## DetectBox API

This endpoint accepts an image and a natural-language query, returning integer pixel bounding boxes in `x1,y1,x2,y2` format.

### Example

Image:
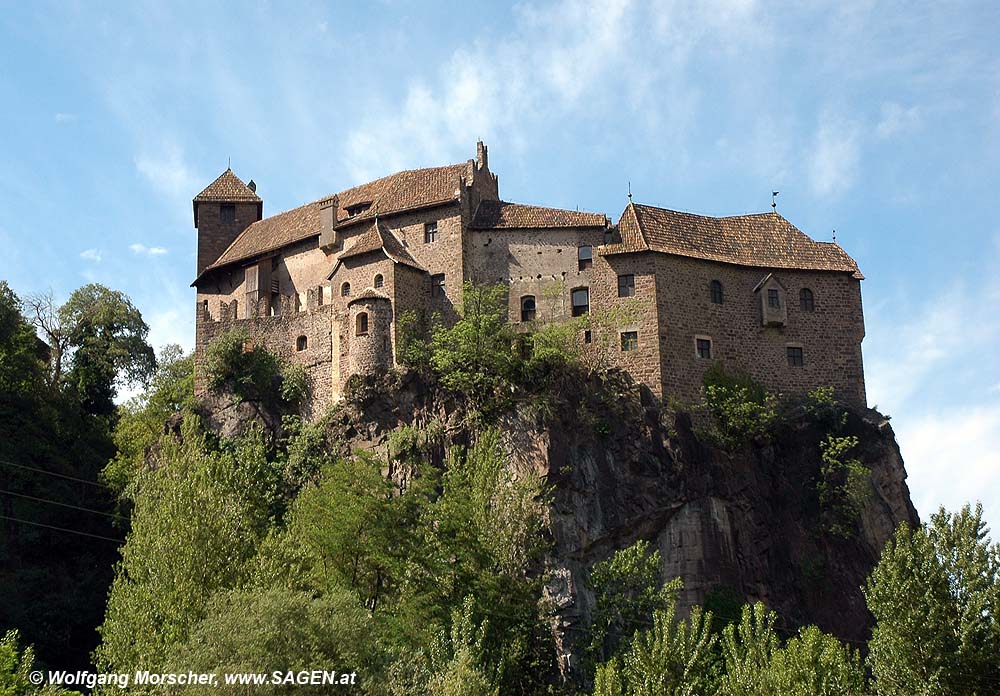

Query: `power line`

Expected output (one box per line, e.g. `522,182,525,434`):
0,488,127,521
0,458,112,489
0,514,124,544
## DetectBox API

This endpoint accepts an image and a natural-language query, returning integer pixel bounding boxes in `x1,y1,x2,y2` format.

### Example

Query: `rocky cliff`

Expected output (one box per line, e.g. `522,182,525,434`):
204,368,918,676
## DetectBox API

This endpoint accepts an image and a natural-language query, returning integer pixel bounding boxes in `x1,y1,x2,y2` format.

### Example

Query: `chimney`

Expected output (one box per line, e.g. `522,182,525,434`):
248,179,257,193
476,140,488,170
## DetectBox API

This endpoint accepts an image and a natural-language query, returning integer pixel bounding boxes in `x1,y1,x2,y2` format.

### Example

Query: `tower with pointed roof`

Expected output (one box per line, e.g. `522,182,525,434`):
193,168,263,276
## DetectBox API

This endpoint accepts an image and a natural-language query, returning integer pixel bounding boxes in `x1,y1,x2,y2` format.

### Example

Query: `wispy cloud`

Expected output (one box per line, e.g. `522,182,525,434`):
134,142,198,201
808,112,861,197
876,102,921,140
130,243,168,256
54,112,77,123
79,248,102,262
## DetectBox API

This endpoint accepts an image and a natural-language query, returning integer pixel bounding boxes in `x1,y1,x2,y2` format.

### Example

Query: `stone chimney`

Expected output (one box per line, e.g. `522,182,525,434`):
476,140,488,171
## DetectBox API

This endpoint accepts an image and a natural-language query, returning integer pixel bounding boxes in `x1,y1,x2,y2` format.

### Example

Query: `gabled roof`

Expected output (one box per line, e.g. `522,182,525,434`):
603,202,863,277
195,163,466,284
752,272,788,293
327,220,426,279
193,169,261,203
470,200,606,229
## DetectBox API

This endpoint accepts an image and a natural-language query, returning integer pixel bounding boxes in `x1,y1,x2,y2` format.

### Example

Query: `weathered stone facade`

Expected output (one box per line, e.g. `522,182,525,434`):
191,142,867,414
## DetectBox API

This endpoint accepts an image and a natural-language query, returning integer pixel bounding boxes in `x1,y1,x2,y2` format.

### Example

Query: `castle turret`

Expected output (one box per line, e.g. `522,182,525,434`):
193,169,262,276
347,290,393,377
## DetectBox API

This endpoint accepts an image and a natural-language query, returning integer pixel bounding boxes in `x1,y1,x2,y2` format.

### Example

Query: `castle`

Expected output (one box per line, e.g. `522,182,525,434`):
192,142,866,414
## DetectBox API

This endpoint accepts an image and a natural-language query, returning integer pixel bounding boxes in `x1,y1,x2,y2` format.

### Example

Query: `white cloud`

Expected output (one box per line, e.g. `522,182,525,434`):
893,405,1000,534
876,102,921,139
135,142,198,201
808,113,861,197
54,112,77,123
79,248,102,262
130,243,168,256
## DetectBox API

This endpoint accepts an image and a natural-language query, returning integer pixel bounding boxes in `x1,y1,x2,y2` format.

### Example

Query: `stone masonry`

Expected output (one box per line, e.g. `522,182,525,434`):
191,142,867,414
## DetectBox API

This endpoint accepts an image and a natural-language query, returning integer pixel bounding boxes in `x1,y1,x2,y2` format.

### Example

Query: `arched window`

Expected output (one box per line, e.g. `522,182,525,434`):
356,312,369,336
520,295,536,322
374,274,384,289
295,335,307,351
341,282,351,297
800,288,814,312
711,280,724,305
571,287,590,316
578,245,593,271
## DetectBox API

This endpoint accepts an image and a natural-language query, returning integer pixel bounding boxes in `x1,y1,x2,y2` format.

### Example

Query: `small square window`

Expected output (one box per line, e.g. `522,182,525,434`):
431,273,446,298
696,338,712,359
621,331,638,351
220,203,235,224
424,222,439,243
768,288,781,308
787,346,804,366
618,274,635,297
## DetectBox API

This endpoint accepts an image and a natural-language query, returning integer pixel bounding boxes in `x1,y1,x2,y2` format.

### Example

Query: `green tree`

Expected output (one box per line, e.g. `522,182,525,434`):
0,630,82,696
96,419,277,674
164,588,375,695
591,600,717,696
865,504,1000,696
103,344,194,491
0,282,46,395
26,285,156,414
769,626,866,696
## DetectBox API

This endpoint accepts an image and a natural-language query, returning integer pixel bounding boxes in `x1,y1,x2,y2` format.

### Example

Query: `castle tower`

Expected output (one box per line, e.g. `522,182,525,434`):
193,169,262,276
346,290,393,377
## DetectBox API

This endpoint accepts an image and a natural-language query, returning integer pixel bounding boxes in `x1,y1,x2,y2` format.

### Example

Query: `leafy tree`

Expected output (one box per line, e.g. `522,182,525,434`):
587,541,679,665
717,603,781,696
0,630,81,696
700,364,777,449
430,282,517,403
28,284,157,415
817,435,870,538
0,282,46,395
591,599,717,696
103,344,194,491
769,626,866,696
164,588,375,695
95,419,277,674
865,504,1000,696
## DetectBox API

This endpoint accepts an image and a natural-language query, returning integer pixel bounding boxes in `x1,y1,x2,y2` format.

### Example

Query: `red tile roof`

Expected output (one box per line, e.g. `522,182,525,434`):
198,163,466,280
193,169,261,202
603,203,862,276
336,221,425,272
470,200,606,229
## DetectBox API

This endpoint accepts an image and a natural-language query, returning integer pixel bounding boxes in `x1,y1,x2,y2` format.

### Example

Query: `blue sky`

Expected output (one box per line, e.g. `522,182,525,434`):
2,1,998,532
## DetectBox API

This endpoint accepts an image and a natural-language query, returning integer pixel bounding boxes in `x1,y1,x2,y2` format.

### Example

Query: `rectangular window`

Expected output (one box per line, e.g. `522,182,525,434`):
768,288,780,308
621,331,638,351
431,273,446,298
578,245,593,271
220,203,236,224
424,222,439,243
571,287,590,316
617,274,635,297
696,338,712,359
584,330,592,344
787,346,804,366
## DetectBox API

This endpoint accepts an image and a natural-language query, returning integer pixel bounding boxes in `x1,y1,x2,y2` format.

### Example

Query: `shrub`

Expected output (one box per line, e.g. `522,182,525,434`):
818,434,870,538
701,364,777,449
205,328,281,403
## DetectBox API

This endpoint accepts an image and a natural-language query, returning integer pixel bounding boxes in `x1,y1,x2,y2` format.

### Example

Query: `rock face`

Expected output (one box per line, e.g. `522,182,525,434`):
505,378,918,677
204,370,918,679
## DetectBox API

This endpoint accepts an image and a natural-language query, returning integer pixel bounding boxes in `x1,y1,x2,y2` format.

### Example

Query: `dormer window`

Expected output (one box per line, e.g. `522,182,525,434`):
345,202,372,217
768,289,780,308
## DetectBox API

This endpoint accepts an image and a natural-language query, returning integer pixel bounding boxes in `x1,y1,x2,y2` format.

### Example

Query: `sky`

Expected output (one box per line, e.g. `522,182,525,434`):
2,1,998,533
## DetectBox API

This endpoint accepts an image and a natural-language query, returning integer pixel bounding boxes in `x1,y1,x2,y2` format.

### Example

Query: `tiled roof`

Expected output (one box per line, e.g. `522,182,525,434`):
470,200,606,229
334,163,467,228
193,169,261,202
602,203,862,276
208,202,321,273
331,221,426,276
197,163,466,281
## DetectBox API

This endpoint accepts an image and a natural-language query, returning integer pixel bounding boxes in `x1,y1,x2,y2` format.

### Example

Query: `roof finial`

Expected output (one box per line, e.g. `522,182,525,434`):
228,156,231,169
627,181,633,202
832,229,837,242
771,191,779,212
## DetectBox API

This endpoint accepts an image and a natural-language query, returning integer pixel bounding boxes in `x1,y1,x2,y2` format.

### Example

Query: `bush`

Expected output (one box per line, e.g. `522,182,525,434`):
818,435,869,538
701,364,777,449
205,328,281,403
